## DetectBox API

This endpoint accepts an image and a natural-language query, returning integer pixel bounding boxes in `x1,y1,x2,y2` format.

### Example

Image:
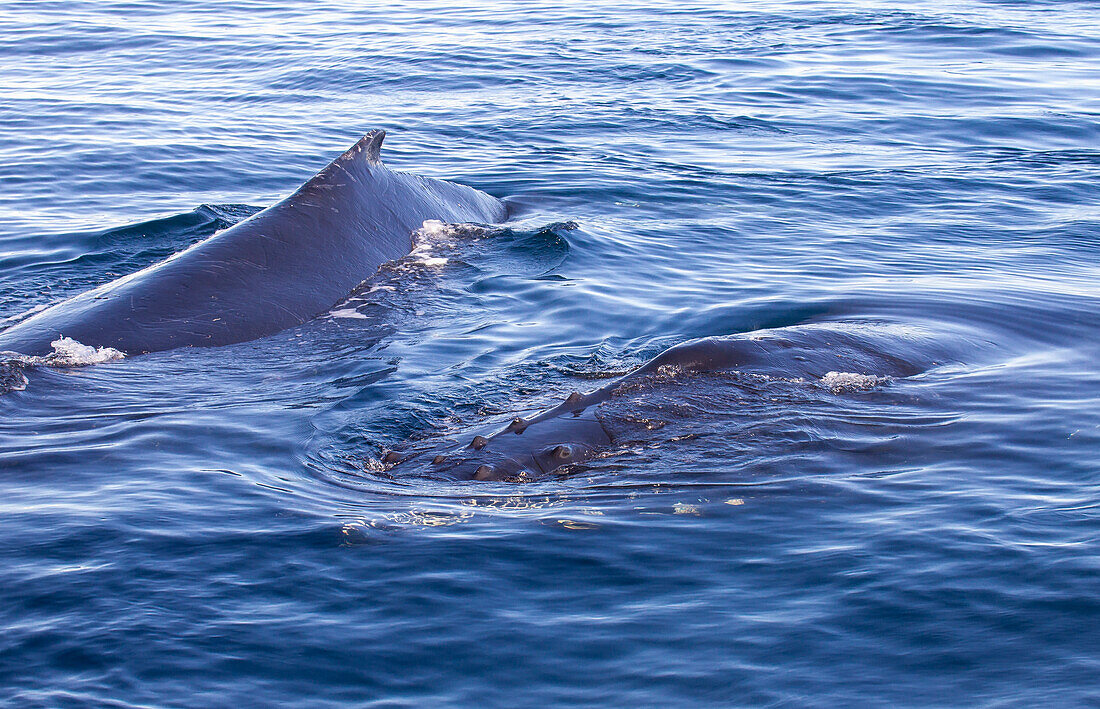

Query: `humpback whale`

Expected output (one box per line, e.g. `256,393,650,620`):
0,130,506,357
383,323,947,481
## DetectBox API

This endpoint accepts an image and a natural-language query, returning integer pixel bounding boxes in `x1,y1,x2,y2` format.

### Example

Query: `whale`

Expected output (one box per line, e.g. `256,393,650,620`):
0,130,506,357
383,323,950,481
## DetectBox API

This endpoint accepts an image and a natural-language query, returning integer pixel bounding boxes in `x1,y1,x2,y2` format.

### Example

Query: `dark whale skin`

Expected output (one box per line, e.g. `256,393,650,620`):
0,130,506,356
386,323,951,481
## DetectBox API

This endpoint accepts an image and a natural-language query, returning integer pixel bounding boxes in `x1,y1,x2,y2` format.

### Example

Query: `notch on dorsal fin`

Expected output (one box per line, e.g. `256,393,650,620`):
358,129,385,164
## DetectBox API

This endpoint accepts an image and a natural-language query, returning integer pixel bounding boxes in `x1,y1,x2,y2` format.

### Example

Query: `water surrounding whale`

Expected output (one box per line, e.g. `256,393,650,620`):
383,322,954,481
4,3,1098,705
0,130,506,357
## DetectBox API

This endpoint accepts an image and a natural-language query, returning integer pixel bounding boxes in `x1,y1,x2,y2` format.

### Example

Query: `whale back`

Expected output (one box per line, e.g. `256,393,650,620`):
0,131,506,356
385,323,954,481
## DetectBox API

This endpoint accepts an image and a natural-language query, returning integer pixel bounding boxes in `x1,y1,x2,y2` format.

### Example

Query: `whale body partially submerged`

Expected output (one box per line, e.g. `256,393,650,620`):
384,323,952,481
0,130,506,356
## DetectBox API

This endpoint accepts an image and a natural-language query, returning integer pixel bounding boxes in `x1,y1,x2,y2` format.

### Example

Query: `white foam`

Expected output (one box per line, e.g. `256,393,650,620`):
406,220,491,269
820,371,884,392
417,219,453,239
0,336,124,392
407,220,457,268
414,220,460,249
42,337,125,366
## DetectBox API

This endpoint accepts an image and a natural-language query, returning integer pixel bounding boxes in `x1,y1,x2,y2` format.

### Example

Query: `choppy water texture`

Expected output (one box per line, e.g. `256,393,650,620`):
2,1,1100,706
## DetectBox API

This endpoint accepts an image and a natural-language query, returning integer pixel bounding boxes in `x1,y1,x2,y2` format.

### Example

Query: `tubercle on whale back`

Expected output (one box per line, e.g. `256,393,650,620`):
383,336,763,479
384,384,613,481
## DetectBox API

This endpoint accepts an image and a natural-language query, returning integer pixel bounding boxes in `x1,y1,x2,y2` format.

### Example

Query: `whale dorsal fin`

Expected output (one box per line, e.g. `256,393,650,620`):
359,129,385,164
294,130,387,197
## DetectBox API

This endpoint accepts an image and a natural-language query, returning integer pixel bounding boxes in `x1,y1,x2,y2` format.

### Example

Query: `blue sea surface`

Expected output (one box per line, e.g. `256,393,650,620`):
2,1,1100,705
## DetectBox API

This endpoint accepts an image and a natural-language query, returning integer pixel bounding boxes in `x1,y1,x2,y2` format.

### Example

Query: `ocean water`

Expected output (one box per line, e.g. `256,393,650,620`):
2,0,1100,705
